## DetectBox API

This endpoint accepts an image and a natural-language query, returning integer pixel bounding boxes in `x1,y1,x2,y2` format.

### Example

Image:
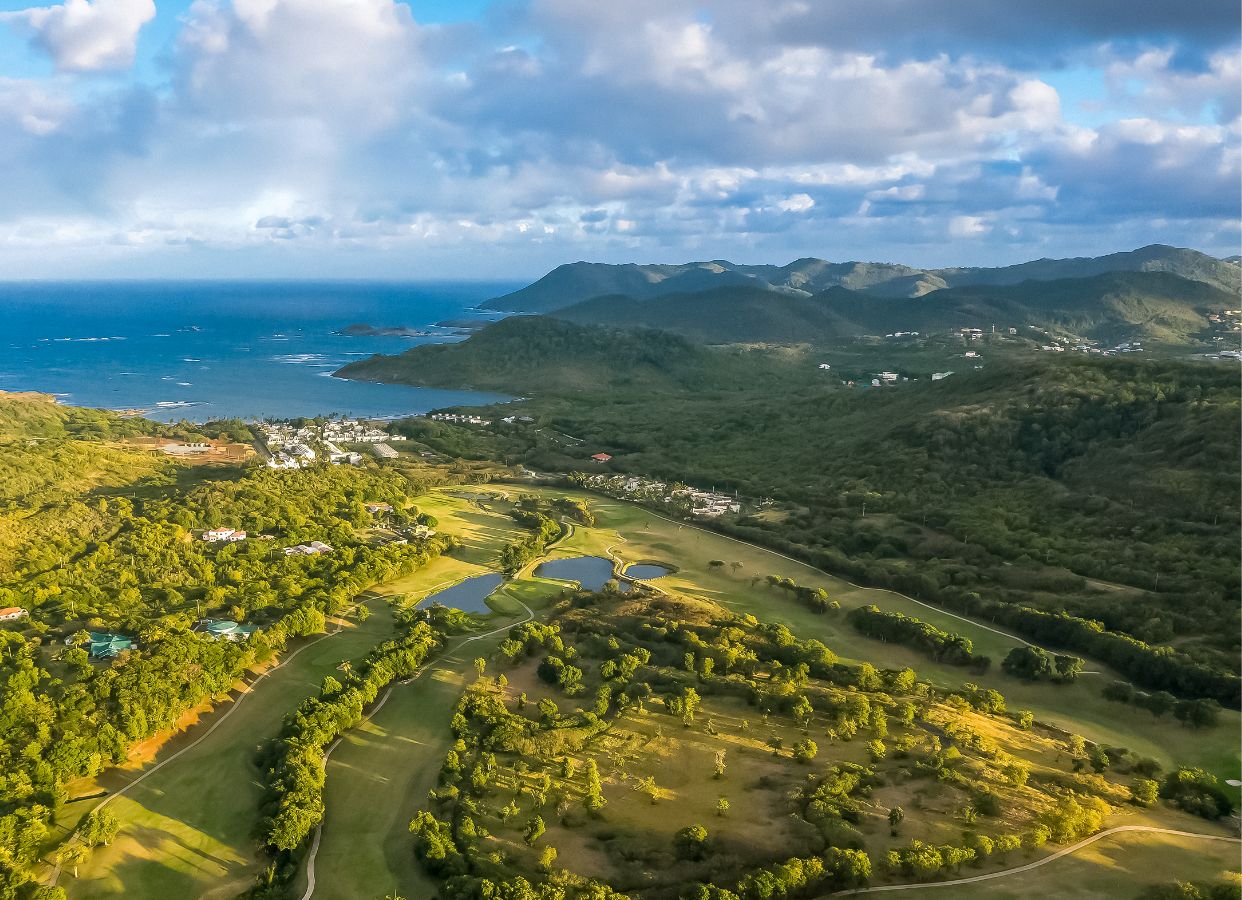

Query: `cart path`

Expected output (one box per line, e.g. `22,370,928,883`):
299,599,534,900
50,599,370,884
826,825,1241,896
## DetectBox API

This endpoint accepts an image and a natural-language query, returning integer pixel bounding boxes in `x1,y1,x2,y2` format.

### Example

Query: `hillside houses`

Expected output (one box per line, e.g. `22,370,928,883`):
580,473,746,519
430,412,491,425
203,528,247,543
0,606,27,622
259,418,405,468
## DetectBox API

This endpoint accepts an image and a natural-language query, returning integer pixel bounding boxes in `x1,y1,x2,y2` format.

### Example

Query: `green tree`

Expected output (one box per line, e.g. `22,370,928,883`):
674,824,709,861
524,814,545,846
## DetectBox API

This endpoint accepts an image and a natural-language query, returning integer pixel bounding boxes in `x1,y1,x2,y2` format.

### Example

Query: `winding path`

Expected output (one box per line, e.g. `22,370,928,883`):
298,599,534,900
827,826,1241,896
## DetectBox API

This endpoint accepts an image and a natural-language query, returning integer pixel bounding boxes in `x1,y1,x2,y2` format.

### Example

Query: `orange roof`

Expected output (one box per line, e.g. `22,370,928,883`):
0,607,24,617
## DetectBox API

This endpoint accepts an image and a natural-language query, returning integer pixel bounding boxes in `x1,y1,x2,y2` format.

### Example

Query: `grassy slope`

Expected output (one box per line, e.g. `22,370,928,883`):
55,479,1235,899
883,825,1240,899
523,488,1240,780
301,495,604,900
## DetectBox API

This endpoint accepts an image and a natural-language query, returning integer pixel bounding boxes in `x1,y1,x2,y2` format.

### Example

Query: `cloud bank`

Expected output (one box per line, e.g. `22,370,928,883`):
0,0,1237,277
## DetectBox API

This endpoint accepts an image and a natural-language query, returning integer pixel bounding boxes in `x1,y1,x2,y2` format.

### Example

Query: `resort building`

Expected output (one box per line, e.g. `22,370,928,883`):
193,619,257,642
74,632,135,659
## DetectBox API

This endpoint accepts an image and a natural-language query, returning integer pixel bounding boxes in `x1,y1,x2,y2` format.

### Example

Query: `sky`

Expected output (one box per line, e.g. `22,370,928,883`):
0,0,1237,279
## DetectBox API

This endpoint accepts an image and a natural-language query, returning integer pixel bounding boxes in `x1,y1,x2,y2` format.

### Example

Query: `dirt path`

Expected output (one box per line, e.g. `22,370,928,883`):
826,826,1241,896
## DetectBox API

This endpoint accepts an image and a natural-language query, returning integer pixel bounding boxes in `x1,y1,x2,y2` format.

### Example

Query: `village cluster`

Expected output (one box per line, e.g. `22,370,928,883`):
259,419,407,469
579,472,751,519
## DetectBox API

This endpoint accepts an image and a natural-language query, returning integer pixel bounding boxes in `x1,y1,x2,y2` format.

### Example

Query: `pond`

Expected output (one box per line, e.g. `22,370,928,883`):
535,556,616,591
623,563,672,580
417,573,504,614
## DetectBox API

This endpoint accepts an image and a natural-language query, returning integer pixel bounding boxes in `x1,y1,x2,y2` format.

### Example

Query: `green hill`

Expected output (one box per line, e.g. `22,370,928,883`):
482,245,1239,313
554,271,1233,345
334,315,805,393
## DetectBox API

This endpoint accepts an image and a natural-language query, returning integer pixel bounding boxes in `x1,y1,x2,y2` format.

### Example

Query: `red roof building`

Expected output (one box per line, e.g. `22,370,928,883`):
590,453,613,462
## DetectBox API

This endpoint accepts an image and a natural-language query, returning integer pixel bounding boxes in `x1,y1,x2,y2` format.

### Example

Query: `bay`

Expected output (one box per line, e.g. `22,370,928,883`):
0,280,519,421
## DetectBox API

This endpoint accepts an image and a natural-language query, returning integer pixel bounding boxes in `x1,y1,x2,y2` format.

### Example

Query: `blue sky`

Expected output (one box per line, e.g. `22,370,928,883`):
0,0,1236,278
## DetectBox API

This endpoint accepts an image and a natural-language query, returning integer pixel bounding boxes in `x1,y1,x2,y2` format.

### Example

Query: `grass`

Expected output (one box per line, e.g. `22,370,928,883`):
57,483,1237,898
60,599,404,900
299,574,570,900
300,632,503,900
470,485,1240,781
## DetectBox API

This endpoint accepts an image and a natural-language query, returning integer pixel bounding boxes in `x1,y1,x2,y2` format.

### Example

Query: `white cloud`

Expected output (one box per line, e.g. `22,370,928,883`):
776,193,814,212
949,215,990,237
0,0,1236,275
2,0,155,72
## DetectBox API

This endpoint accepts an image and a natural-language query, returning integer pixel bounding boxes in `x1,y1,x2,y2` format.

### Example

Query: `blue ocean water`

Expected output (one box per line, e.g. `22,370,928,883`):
0,281,521,422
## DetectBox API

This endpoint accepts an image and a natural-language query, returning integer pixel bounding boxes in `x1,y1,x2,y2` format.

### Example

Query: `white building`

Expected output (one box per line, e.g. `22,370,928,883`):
0,606,28,622
203,528,247,543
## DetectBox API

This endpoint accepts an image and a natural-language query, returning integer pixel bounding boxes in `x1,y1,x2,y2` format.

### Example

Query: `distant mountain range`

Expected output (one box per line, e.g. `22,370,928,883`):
555,271,1233,344
482,244,1240,345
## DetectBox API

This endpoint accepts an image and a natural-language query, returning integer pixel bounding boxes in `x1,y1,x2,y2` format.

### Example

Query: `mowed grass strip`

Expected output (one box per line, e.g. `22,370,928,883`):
301,636,504,900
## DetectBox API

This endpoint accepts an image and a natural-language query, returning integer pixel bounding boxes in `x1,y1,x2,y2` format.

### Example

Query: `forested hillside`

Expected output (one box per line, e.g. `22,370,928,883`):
336,315,810,394
554,272,1234,346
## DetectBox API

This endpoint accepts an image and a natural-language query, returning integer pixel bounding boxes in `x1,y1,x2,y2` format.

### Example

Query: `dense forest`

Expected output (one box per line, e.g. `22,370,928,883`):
347,318,1241,701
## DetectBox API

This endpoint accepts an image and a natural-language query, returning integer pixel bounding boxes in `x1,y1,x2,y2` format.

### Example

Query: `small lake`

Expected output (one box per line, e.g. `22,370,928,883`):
624,564,672,580
535,556,616,591
417,573,504,614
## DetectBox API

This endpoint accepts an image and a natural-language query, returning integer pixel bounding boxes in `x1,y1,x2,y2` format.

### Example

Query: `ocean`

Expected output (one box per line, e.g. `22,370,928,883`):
0,281,521,422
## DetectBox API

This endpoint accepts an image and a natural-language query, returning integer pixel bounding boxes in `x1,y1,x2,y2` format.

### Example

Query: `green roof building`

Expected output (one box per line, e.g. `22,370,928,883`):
88,632,135,659
195,619,257,642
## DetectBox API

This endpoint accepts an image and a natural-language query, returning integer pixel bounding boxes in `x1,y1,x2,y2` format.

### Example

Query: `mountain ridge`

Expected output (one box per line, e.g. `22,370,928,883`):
551,270,1235,346
483,244,1239,313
